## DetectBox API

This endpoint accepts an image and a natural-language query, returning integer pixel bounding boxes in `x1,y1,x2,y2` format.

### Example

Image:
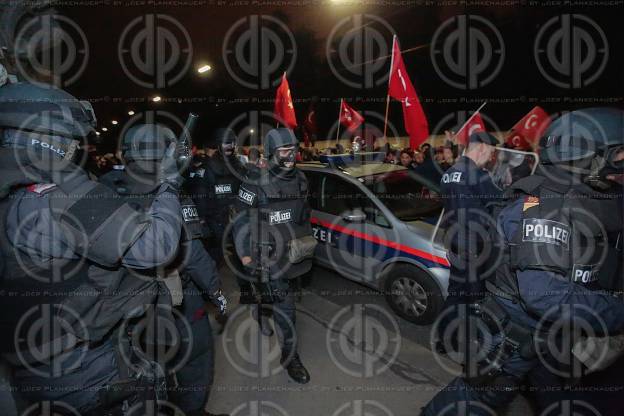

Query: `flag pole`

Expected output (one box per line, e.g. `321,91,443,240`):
383,35,397,140
336,98,343,142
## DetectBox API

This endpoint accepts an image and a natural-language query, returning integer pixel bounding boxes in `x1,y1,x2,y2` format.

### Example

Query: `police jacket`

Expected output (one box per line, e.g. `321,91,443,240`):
0,149,183,360
189,154,244,225
439,156,502,269
232,165,313,281
487,164,624,334
99,168,221,299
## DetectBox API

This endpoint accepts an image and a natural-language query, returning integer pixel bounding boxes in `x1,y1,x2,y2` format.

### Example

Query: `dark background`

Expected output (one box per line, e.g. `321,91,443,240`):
49,1,624,151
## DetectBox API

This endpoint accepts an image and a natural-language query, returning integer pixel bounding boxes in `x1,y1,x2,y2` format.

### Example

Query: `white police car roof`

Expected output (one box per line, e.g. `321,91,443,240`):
300,152,407,178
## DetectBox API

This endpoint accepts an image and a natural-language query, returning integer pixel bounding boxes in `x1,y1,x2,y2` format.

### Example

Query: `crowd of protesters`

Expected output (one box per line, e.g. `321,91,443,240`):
84,135,461,184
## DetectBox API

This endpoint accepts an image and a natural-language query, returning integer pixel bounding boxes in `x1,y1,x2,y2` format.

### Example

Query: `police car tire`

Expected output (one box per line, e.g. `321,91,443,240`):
383,265,443,325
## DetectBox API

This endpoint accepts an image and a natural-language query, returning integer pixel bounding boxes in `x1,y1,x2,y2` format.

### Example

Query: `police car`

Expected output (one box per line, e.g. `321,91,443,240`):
301,153,450,325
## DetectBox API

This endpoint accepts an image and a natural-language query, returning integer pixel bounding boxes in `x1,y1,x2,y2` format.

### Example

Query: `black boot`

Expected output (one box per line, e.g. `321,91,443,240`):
281,353,310,384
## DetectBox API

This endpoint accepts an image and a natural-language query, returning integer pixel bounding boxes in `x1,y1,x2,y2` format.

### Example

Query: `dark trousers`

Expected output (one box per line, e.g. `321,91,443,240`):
172,281,214,413
253,285,297,357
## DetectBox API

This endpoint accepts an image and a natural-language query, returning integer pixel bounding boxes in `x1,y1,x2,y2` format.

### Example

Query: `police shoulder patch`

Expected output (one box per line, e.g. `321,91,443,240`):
522,196,540,212
238,187,256,206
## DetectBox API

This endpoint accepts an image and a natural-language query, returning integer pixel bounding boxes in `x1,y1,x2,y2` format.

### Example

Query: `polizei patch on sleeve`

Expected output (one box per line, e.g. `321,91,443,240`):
522,218,570,249
238,187,256,205
215,184,233,194
269,209,292,225
572,264,599,284
181,205,200,223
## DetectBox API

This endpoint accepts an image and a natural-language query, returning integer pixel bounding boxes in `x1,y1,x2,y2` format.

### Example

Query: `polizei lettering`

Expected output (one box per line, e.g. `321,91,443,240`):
238,187,256,205
181,205,199,223
215,184,233,194
572,264,599,284
31,139,66,157
269,209,292,225
522,218,570,249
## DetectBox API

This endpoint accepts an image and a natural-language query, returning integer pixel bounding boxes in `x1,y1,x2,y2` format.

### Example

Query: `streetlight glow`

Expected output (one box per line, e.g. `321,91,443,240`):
152,96,162,102
102,127,108,132
111,120,118,125
197,64,212,74
128,110,135,116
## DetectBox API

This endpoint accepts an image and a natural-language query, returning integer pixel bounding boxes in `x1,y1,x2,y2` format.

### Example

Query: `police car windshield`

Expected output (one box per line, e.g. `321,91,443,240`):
361,170,443,222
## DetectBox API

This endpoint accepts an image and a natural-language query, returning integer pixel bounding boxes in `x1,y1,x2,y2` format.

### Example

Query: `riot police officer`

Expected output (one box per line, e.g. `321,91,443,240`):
422,109,624,415
100,123,228,416
0,82,185,414
232,128,317,384
188,128,245,264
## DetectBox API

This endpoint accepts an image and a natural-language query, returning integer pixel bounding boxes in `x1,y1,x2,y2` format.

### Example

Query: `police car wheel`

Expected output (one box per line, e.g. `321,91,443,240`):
383,265,443,325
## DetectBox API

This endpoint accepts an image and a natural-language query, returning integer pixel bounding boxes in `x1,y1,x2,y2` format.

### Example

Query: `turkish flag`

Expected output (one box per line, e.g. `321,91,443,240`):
339,101,365,133
388,38,429,150
303,103,317,147
505,106,551,150
454,112,486,146
274,73,297,129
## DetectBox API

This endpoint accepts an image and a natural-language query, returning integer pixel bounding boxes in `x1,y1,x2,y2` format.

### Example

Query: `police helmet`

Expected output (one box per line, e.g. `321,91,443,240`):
212,128,237,145
540,107,623,165
0,82,96,140
121,124,176,161
264,128,298,157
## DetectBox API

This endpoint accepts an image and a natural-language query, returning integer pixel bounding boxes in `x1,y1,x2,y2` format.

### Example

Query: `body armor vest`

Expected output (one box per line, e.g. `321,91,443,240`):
239,169,312,280
203,155,242,222
489,173,615,300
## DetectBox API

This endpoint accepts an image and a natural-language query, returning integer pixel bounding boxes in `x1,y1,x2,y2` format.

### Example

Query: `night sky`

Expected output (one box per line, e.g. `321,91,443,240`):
19,1,621,150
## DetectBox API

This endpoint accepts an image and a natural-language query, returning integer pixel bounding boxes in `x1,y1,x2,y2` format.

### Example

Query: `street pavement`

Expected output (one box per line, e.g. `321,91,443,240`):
208,265,532,416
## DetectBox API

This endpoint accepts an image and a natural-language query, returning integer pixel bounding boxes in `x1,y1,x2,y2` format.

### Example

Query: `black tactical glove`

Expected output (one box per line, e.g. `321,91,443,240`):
159,143,184,190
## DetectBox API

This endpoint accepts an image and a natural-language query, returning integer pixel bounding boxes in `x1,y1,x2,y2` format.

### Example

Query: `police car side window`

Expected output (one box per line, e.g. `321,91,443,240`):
302,170,321,210
322,176,390,227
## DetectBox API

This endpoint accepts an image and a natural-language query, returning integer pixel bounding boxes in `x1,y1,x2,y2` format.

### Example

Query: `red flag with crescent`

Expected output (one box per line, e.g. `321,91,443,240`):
505,106,550,150
455,112,486,146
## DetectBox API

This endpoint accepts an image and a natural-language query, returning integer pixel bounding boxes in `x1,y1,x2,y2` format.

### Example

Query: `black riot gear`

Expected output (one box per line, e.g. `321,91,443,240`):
186,128,246,264
542,107,624,189
213,127,237,157
232,155,315,384
0,84,186,414
264,128,299,169
0,82,96,139
0,82,96,166
121,123,176,162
